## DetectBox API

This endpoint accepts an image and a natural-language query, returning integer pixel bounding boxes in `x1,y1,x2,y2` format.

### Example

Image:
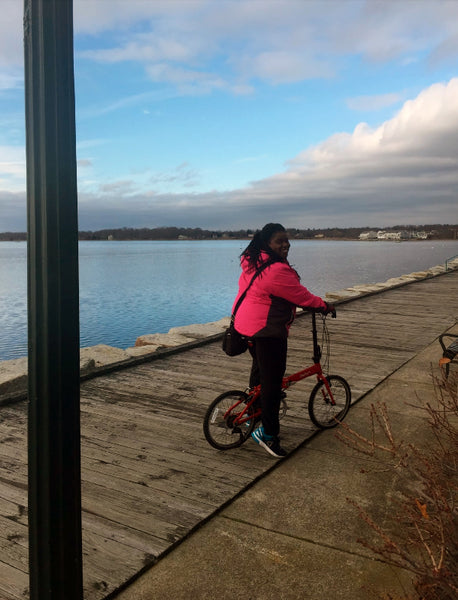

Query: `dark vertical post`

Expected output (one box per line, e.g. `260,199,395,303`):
23,0,83,598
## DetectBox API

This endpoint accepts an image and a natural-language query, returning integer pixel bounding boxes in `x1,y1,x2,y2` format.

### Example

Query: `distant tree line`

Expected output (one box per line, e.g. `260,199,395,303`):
1,224,457,241
0,231,27,241
78,227,239,240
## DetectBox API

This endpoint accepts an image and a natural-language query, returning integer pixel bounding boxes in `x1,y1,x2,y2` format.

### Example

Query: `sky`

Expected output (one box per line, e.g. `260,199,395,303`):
1,0,458,232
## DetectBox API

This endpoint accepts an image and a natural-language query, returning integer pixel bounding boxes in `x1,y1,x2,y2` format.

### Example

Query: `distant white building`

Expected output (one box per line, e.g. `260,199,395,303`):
359,231,378,240
360,229,429,241
413,231,428,239
375,230,410,241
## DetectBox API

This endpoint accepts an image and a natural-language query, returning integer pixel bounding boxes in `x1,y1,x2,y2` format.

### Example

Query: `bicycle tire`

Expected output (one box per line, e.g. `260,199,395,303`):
308,375,351,429
203,390,256,450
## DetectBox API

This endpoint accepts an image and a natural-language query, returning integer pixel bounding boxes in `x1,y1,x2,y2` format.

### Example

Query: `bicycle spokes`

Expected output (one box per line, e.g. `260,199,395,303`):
308,375,351,429
203,390,256,450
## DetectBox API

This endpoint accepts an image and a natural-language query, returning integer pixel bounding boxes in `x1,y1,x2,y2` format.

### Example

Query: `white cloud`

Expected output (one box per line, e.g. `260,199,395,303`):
77,158,92,168
238,78,458,218
0,2,23,68
3,1,458,89
346,92,406,111
77,138,110,150
3,1,457,100
148,162,201,189
71,78,458,230
78,89,184,118
241,51,334,84
334,0,458,62
146,63,226,91
73,0,458,93
99,180,137,195
73,0,197,34
79,37,194,64
0,2,23,94
0,145,26,192
0,70,23,92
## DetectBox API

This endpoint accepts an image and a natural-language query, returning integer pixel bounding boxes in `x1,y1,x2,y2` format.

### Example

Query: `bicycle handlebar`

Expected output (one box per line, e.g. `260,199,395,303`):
303,305,337,318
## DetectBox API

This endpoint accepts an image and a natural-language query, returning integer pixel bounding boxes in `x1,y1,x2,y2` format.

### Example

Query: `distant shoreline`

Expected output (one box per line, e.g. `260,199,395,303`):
0,237,456,242
1,223,457,242
1,235,457,243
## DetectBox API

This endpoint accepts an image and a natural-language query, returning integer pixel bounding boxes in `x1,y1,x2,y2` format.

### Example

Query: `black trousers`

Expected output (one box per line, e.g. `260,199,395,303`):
248,337,287,438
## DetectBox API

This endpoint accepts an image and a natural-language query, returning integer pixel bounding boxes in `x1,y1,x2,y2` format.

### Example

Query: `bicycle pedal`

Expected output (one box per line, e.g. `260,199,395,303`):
279,397,288,420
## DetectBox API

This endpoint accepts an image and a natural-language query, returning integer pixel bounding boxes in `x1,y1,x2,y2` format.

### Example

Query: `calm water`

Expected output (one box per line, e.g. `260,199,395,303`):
1,239,457,362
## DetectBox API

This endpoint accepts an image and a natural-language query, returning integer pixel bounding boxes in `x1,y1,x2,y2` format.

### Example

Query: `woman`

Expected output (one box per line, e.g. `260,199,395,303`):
233,223,334,458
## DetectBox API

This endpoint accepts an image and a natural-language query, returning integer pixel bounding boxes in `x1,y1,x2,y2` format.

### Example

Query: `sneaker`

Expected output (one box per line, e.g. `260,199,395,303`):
251,426,287,458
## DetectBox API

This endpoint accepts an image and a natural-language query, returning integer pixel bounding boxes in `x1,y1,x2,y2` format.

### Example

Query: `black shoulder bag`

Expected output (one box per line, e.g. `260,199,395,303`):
222,260,272,356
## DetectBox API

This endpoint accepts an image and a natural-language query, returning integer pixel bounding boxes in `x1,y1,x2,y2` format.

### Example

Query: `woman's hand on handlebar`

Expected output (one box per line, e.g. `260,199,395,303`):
323,302,337,318
302,304,337,317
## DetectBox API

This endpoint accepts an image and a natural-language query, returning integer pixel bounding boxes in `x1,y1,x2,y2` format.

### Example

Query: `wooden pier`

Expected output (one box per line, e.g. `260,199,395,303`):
1,270,457,600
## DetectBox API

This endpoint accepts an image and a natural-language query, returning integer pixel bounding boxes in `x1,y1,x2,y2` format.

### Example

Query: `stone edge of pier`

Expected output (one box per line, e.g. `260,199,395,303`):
1,259,457,405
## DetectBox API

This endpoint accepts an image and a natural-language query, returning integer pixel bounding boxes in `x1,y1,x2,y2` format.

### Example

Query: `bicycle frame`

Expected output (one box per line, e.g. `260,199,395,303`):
223,312,335,427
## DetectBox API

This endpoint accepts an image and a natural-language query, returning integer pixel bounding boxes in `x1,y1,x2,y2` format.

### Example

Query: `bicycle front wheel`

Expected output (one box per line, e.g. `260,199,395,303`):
308,375,351,429
203,390,255,450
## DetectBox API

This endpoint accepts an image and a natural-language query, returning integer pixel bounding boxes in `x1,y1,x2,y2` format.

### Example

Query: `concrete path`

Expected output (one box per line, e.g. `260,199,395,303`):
113,323,457,600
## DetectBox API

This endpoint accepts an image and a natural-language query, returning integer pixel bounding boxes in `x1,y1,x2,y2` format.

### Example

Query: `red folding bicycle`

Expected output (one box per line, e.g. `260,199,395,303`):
203,310,351,450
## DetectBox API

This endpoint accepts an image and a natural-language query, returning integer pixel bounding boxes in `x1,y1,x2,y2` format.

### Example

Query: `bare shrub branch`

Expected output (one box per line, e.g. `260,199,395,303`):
336,369,458,600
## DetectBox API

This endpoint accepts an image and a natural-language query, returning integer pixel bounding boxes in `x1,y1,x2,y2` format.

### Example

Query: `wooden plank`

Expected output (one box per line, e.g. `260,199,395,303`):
0,561,29,600
1,439,250,511
81,523,156,600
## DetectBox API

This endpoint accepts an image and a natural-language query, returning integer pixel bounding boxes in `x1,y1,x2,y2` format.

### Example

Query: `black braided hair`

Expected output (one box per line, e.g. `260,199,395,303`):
241,223,286,271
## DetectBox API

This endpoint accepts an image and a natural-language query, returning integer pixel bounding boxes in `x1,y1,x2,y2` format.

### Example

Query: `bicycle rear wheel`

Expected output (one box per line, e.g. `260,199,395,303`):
203,390,255,450
308,375,351,429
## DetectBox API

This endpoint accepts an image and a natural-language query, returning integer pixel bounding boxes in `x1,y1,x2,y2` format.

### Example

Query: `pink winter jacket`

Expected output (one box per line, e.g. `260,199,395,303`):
233,252,327,339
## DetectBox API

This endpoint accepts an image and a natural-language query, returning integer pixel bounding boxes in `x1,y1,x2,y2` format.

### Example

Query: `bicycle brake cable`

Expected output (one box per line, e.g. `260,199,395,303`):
320,314,331,374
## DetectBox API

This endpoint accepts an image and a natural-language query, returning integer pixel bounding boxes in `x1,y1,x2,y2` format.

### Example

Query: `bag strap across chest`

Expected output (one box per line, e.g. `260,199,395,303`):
231,259,274,321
